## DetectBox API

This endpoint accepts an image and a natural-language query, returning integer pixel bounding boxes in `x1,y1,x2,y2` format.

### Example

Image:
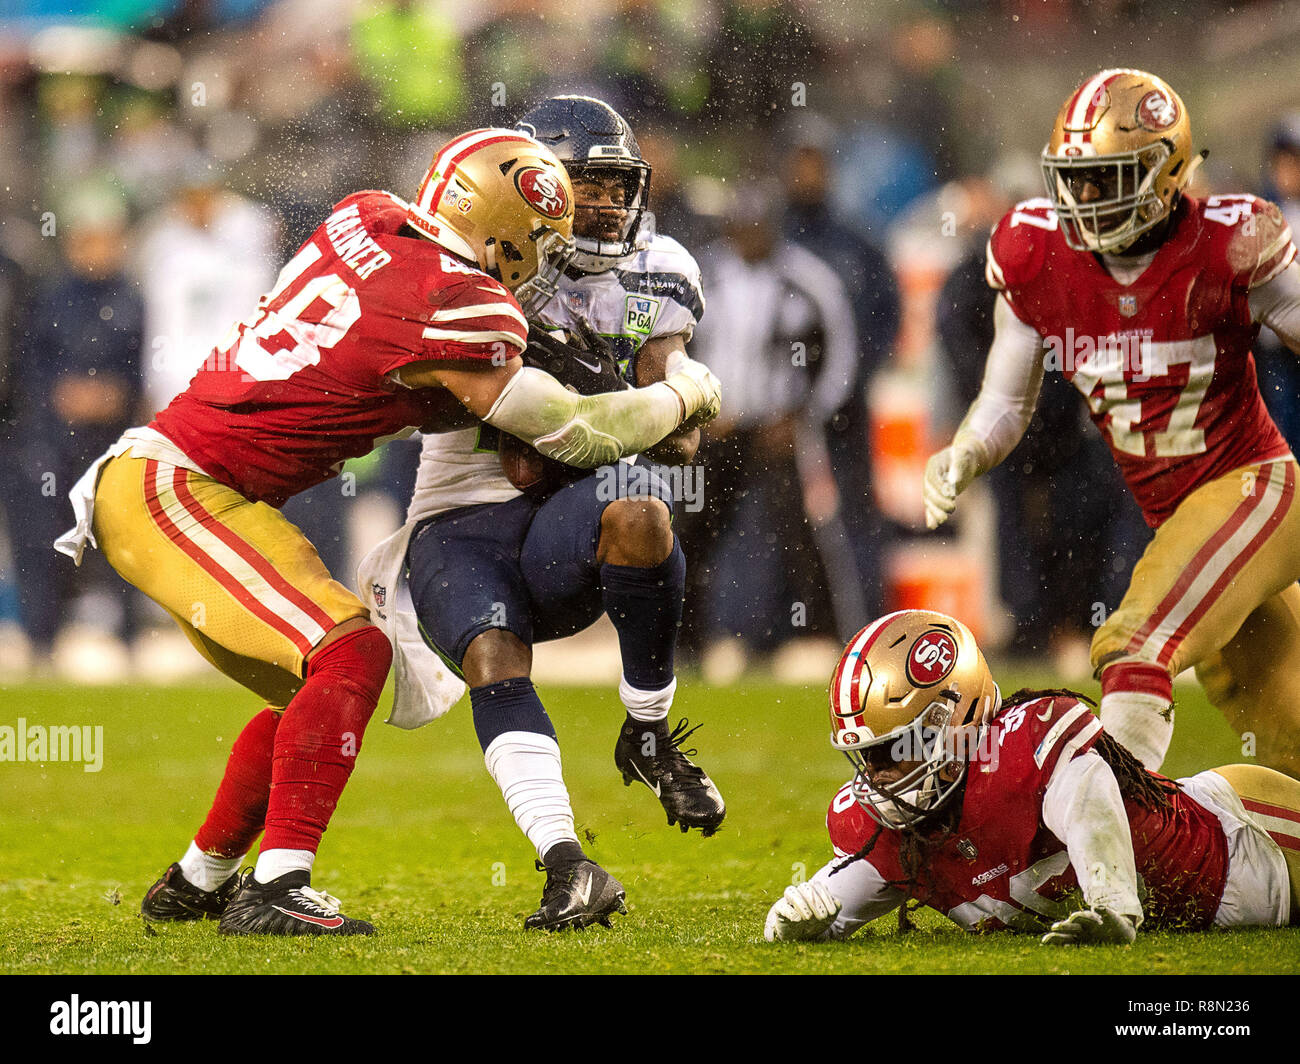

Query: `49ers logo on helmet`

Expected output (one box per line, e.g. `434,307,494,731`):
514,166,569,219
905,631,958,687
1136,90,1179,132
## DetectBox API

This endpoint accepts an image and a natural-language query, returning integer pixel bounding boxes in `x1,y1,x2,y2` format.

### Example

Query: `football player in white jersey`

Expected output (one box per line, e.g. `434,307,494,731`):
404,96,724,930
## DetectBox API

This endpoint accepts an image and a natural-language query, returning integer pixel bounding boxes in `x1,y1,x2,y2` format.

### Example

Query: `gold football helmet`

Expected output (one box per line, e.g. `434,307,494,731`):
1042,69,1201,254
406,128,577,312
828,610,1000,828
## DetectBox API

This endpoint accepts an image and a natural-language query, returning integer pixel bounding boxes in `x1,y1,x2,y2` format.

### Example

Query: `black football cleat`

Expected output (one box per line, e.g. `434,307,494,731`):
141,862,239,922
524,858,626,932
217,870,375,937
615,717,726,836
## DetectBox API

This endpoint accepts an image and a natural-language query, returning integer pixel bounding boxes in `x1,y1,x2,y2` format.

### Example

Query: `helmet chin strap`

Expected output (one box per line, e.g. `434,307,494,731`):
570,225,645,274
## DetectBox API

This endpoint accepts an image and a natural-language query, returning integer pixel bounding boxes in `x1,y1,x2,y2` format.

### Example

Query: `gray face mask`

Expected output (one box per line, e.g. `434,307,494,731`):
510,227,579,314
1042,142,1173,254
567,163,652,275
846,702,969,830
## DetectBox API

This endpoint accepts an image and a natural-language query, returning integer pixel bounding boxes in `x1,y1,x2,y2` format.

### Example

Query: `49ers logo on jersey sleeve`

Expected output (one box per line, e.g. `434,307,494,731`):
1136,90,1179,132
514,167,569,219
906,631,958,687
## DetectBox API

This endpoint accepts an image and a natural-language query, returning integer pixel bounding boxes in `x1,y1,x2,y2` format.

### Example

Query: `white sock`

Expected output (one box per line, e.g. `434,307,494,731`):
178,841,243,892
253,848,315,884
620,674,676,723
1100,691,1174,771
484,731,579,861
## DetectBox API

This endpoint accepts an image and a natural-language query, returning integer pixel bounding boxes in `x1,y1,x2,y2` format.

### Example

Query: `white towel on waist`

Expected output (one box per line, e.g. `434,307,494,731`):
53,427,209,565
357,521,467,729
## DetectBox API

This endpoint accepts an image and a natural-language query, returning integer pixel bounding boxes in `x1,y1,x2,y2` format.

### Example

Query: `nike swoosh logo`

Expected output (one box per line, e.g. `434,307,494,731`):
573,356,603,373
575,875,593,906
272,904,344,929
630,762,662,797
1037,707,1053,721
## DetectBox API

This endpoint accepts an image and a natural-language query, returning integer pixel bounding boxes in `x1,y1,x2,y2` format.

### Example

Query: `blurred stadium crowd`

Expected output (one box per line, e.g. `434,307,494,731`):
1,0,1299,684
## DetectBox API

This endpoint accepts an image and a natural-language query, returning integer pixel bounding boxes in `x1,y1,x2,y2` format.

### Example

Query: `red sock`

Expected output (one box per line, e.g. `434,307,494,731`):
261,626,391,853
194,707,281,858
1101,660,1173,702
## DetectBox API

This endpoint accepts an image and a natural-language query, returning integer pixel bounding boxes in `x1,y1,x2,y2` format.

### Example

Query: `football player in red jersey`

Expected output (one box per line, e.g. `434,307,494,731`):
55,129,721,936
923,70,1300,777
763,611,1300,944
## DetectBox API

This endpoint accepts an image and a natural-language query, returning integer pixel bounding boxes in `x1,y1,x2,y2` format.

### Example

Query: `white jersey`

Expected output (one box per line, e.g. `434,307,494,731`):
407,232,705,520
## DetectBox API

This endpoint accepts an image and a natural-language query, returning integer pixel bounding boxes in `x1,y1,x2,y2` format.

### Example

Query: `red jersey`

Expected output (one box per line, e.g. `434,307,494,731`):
987,194,1296,526
152,191,528,507
826,696,1230,932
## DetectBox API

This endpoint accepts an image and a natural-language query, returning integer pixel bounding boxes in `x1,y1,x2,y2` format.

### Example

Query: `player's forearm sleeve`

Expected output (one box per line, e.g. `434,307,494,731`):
953,295,1046,473
1249,261,1300,353
813,857,905,940
484,365,682,468
1042,751,1144,925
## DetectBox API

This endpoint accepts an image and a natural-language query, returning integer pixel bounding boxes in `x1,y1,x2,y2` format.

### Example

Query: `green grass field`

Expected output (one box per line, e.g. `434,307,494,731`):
1,672,1296,975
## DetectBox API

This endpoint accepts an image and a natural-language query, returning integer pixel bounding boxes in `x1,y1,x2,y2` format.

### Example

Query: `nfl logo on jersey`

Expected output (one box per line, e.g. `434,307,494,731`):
372,583,387,608
1118,294,1138,317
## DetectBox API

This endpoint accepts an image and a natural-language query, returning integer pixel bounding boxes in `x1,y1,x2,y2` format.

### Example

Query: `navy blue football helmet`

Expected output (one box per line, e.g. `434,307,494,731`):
516,95,651,273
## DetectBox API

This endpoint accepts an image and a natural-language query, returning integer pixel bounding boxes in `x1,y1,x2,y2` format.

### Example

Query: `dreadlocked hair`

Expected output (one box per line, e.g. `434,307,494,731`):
1000,686,1095,710
829,787,965,934
1093,730,1180,809
1000,687,1179,810
827,686,1178,935
830,820,884,877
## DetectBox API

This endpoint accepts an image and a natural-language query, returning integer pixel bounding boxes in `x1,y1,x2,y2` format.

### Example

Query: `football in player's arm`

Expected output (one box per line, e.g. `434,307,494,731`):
394,96,724,932
56,128,718,937
495,318,700,495
764,611,1300,945
923,69,1300,779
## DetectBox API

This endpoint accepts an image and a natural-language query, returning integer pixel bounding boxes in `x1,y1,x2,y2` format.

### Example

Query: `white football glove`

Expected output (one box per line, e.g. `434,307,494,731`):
923,440,984,530
764,880,842,942
1041,907,1138,946
663,355,722,426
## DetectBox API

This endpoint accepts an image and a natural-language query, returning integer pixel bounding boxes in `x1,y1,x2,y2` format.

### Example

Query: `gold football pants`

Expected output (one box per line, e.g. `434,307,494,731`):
1212,763,1300,915
93,452,367,706
1092,459,1300,776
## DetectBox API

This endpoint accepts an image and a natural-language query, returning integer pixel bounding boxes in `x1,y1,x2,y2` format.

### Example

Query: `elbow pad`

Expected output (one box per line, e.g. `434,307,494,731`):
484,365,684,468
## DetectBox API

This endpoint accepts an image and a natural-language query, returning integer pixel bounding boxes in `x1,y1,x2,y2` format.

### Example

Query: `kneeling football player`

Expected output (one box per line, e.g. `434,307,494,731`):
401,97,725,931
924,70,1300,778
764,610,1300,944
56,128,720,936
